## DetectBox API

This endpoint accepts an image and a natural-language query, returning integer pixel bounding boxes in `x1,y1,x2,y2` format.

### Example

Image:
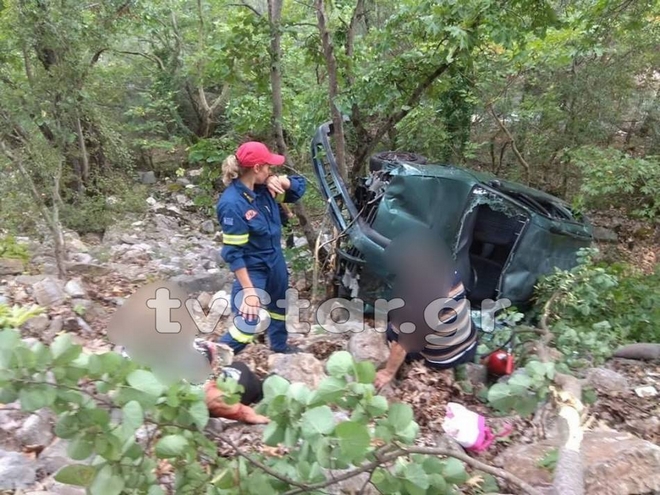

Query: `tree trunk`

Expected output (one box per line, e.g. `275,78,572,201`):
0,140,67,279
314,0,348,182
268,0,322,257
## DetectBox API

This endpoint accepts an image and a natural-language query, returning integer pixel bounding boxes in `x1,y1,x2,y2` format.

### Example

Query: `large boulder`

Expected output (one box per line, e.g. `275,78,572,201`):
0,448,37,490
268,353,327,389
16,410,54,447
585,367,629,394
0,258,24,276
494,430,660,495
347,328,389,369
33,278,66,307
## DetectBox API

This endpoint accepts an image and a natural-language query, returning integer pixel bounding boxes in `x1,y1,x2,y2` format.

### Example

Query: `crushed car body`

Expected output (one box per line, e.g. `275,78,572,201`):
310,120,594,311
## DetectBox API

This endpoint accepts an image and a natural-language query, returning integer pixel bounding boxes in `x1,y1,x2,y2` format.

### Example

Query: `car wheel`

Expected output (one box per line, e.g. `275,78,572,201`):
369,151,428,172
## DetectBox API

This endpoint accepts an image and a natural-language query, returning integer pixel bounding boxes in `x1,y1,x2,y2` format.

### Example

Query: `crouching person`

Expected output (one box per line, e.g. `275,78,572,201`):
374,231,478,389
204,362,269,424
195,341,269,425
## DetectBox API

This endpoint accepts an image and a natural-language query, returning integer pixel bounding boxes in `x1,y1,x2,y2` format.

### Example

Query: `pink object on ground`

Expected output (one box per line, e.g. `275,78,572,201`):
442,402,513,453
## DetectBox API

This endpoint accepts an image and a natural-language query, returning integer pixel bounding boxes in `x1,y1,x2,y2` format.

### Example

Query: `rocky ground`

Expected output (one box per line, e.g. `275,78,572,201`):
1,171,659,494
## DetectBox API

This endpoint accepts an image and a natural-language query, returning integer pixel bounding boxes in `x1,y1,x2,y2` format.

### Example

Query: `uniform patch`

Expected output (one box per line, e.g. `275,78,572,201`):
223,217,234,226
245,209,258,221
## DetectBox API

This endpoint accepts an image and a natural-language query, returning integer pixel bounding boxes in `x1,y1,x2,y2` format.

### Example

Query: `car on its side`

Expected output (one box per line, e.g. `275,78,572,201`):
310,120,593,312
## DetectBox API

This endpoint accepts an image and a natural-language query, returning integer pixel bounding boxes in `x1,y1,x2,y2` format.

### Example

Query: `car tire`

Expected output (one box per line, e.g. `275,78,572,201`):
369,151,428,172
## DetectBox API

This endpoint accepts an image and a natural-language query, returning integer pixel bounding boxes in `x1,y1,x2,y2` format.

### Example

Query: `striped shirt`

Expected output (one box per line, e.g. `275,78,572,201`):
388,270,477,367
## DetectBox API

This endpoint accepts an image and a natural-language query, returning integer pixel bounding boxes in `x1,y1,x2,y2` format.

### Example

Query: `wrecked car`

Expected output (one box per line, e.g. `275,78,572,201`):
310,120,594,311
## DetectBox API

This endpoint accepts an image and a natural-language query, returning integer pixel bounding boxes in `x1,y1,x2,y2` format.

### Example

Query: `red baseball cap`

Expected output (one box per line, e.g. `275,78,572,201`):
235,142,285,168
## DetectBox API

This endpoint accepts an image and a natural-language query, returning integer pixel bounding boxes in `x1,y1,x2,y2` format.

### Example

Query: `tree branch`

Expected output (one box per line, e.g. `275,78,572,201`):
487,102,531,185
353,61,450,177
228,2,263,17
113,50,165,71
209,432,310,490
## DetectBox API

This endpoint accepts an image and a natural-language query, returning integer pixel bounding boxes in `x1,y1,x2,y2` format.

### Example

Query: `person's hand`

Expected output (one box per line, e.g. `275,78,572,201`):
240,408,270,424
266,175,285,198
239,290,261,322
375,369,395,390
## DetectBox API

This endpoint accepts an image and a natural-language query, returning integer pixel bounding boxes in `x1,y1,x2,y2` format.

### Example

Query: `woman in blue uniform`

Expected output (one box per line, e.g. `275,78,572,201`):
215,141,306,355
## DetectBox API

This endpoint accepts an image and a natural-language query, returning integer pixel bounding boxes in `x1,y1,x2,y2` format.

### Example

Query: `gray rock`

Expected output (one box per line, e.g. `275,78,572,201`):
0,448,37,489
464,363,488,388
120,234,139,244
347,328,390,369
33,278,66,307
153,214,179,231
170,271,231,294
434,433,466,457
23,314,50,333
176,177,191,187
0,295,8,305
45,316,64,342
38,439,76,476
593,226,618,243
15,274,50,285
64,278,86,298
267,353,327,389
16,410,54,447
47,481,86,495
201,220,216,234
0,258,24,276
65,263,110,277
63,316,93,335
68,252,93,264
63,233,88,253
494,430,660,495
140,171,157,184
586,367,630,394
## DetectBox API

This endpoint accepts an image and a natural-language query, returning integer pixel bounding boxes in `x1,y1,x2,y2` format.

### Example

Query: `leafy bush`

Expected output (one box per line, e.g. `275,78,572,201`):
59,173,149,235
1,328,485,495
569,146,660,220
0,235,30,262
534,248,660,368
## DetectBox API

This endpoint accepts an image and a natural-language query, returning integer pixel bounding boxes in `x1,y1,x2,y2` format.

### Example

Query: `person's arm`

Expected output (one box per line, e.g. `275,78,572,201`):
217,204,260,321
374,341,407,389
269,174,306,203
204,380,269,424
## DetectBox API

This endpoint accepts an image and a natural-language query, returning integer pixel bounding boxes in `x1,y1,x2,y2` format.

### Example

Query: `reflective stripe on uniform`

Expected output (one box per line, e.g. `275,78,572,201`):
223,233,249,245
228,325,255,343
268,311,286,321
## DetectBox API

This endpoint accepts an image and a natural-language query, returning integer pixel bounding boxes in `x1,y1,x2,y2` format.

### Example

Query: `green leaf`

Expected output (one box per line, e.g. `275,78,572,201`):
19,384,56,411
354,360,376,383
525,361,547,379
366,395,388,416
262,375,290,399
441,457,468,485
122,400,144,431
395,422,419,444
487,383,516,412
263,422,286,445
326,351,354,377
89,464,125,495
126,370,166,397
388,403,414,432
155,434,189,458
55,413,81,439
148,486,166,495
54,464,96,487
403,462,429,494
372,468,401,493
189,400,209,430
335,421,371,463
301,406,335,437
68,434,95,461
313,376,347,404
537,448,559,472
427,473,448,491
52,333,81,363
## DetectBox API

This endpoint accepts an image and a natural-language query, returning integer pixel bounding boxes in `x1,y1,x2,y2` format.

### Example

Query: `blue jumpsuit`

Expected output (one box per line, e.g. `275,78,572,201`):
215,176,306,354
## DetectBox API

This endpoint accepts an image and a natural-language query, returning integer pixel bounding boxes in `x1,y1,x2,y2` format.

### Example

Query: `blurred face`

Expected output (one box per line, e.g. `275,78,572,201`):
253,164,271,184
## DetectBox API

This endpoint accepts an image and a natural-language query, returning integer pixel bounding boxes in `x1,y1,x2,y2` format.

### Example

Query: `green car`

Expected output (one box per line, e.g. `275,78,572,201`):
311,120,593,311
